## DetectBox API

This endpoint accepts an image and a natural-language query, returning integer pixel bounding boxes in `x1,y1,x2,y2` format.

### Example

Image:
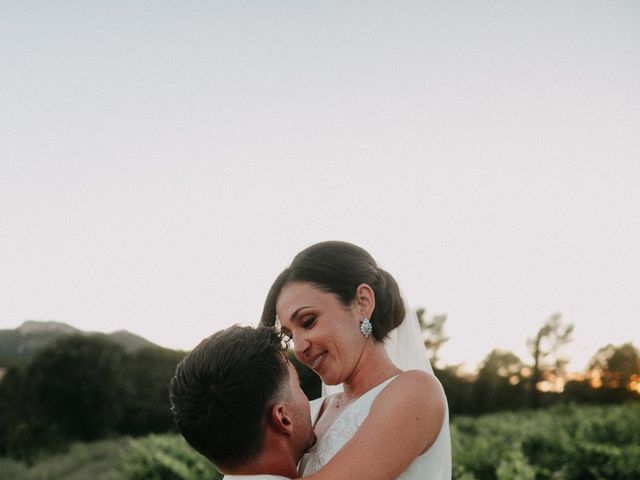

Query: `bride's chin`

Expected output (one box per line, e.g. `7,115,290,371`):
319,372,342,386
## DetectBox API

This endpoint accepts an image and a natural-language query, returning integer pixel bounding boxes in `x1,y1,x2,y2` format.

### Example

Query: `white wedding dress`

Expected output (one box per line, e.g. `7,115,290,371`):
299,298,452,479
300,377,450,479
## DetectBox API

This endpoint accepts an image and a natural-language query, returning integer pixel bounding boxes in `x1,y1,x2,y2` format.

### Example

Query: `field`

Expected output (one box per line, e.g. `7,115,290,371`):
2,403,638,480
451,403,640,480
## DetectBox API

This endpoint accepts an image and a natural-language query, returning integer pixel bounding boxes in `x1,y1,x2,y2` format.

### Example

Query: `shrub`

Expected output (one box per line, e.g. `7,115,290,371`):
116,435,222,480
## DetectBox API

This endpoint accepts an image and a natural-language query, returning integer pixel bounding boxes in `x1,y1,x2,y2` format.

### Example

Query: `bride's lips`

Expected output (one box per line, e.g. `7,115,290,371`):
309,351,327,370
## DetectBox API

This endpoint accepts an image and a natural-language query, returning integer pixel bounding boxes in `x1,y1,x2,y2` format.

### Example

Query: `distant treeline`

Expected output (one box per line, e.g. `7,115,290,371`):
1,314,639,460
0,335,186,459
415,310,640,415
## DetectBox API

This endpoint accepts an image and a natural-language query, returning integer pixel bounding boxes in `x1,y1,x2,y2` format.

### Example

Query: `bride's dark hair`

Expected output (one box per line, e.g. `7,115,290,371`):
260,241,405,343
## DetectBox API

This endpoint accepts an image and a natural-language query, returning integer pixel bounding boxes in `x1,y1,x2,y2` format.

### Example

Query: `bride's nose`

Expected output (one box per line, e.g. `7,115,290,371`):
294,331,311,360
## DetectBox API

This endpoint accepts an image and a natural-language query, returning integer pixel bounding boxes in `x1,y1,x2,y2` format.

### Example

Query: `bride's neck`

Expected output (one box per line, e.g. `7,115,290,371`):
341,343,400,399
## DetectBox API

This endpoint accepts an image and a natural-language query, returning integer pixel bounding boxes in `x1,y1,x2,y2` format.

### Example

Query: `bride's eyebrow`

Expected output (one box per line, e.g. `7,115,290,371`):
289,305,313,322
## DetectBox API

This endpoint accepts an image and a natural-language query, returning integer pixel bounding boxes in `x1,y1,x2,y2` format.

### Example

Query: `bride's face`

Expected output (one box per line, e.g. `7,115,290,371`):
276,282,366,385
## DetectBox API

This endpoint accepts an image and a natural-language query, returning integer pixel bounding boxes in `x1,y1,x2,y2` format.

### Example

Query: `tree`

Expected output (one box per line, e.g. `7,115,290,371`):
589,343,640,393
119,346,187,435
0,365,30,457
416,308,449,368
432,365,475,416
474,349,527,412
24,335,128,445
527,312,574,408
415,308,477,414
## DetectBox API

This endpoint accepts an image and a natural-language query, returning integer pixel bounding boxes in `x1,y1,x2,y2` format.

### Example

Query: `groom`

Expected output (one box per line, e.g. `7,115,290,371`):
169,325,316,479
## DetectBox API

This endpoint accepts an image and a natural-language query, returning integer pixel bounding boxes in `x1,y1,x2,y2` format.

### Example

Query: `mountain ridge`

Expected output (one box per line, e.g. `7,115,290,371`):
0,320,161,365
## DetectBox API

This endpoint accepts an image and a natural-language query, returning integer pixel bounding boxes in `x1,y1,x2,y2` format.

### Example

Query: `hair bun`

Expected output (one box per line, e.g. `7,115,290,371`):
371,268,405,338
260,241,406,343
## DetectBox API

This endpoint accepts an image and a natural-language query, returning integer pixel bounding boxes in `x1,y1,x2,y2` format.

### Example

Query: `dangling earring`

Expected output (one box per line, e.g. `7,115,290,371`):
360,318,373,338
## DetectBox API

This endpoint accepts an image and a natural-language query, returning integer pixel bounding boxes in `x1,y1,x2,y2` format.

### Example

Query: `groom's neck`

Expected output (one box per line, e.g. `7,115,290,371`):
223,441,299,479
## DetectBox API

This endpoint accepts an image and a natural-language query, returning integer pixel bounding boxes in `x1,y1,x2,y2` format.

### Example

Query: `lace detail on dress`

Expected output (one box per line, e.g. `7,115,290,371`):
301,378,395,475
303,402,369,474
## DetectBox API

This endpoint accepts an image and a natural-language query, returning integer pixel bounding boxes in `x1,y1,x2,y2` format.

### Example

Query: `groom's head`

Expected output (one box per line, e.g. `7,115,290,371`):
170,325,314,474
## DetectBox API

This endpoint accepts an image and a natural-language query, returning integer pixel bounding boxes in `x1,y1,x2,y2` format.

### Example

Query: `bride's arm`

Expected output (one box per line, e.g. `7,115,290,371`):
300,370,446,480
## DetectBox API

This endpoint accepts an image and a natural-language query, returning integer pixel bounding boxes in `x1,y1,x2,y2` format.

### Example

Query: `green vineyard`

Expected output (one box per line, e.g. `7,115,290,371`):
2,403,638,480
451,403,640,480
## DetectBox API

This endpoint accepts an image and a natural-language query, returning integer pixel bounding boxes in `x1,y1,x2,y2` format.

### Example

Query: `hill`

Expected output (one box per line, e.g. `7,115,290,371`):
0,320,159,366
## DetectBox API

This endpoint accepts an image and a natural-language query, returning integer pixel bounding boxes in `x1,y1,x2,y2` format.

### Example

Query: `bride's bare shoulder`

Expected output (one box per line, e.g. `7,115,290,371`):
389,368,444,390
373,369,446,417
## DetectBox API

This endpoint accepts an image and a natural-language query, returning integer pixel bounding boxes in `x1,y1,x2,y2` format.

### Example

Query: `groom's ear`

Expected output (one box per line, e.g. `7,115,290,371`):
270,402,294,436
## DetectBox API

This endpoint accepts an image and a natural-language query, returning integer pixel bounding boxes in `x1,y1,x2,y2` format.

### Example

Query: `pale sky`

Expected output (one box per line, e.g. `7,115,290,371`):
2,1,639,372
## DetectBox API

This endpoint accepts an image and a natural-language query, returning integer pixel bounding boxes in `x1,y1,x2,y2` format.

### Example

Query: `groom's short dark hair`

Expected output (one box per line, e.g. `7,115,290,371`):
169,325,289,468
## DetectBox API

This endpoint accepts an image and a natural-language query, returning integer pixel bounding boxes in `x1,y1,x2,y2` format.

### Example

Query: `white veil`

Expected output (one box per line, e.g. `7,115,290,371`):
323,293,433,395
384,294,434,374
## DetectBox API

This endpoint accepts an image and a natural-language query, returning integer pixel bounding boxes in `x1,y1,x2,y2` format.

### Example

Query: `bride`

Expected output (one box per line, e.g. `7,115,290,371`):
261,241,451,479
